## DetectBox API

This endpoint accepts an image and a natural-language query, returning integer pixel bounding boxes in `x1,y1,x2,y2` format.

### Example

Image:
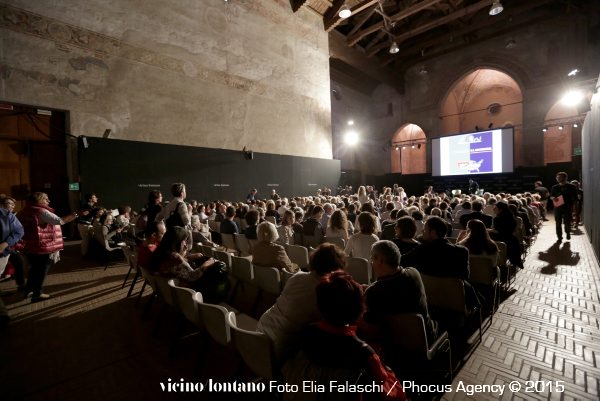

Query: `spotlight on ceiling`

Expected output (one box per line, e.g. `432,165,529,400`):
573,122,579,128
389,42,400,54
567,69,579,77
411,144,416,149
542,127,548,133
558,125,564,130
347,120,354,126
344,130,359,146
489,0,503,15
338,6,351,19
395,146,400,151
402,146,406,150
561,89,584,106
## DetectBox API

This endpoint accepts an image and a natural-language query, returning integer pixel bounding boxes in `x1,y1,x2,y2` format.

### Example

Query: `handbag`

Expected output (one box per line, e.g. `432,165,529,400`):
552,195,565,208
191,259,230,303
165,202,185,228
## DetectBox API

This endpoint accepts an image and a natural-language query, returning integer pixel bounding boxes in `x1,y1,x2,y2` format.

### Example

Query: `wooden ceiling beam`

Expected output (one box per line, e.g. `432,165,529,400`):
380,0,555,66
290,0,309,13
324,0,380,32
346,5,377,37
347,0,443,46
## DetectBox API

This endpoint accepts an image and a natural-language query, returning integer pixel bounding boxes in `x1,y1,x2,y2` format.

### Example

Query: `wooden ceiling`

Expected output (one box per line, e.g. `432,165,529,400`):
290,0,595,90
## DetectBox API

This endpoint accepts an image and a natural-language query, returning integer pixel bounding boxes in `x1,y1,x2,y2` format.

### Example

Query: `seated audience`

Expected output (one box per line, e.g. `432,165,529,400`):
282,271,406,401
458,219,499,265
258,243,346,360
460,200,492,229
302,205,325,246
219,205,239,234
364,240,437,342
325,209,350,243
252,221,298,272
277,209,295,245
244,209,259,240
392,216,420,264
345,212,379,260
489,201,523,269
137,221,166,271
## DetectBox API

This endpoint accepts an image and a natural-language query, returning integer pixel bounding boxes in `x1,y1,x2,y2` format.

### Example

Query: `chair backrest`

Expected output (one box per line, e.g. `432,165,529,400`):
199,244,215,257
168,279,201,326
234,233,251,256
384,313,429,355
303,235,320,249
420,274,466,314
231,255,254,284
495,241,507,267
193,292,231,345
208,220,221,232
253,266,282,295
285,244,310,270
323,236,345,249
248,239,259,253
346,257,371,285
153,275,177,307
139,266,157,291
469,256,499,285
280,269,295,290
213,249,232,268
221,233,237,252
265,216,277,225
227,312,275,380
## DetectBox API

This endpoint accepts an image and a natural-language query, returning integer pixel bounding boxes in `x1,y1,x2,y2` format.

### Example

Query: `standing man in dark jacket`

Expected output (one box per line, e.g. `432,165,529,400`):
550,172,578,241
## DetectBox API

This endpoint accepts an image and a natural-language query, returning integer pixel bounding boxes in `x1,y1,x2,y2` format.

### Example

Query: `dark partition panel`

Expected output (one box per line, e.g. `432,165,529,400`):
79,138,341,209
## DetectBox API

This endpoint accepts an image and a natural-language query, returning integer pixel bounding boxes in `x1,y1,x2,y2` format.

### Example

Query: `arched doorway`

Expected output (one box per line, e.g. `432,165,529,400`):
391,124,426,174
543,102,580,164
439,69,524,166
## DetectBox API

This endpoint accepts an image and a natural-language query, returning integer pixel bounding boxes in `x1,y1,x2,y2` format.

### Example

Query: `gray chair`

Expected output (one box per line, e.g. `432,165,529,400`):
346,257,372,285
234,233,251,256
469,255,501,319
285,244,310,271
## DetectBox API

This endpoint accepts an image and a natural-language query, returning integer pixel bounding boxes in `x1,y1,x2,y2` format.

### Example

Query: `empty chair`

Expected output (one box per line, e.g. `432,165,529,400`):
227,312,277,380
193,292,231,346
346,257,372,285
323,236,345,249
234,233,251,256
285,244,310,271
153,275,177,309
229,255,255,307
168,279,201,326
384,314,452,383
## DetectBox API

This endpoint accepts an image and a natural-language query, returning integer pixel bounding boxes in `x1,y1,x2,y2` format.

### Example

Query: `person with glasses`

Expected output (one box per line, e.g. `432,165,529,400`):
17,192,85,302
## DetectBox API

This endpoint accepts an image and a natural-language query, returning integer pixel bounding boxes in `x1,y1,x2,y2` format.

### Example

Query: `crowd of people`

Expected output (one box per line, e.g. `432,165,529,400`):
0,171,585,396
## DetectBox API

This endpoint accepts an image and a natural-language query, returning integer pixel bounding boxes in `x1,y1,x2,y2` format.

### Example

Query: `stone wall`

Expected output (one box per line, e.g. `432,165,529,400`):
0,0,332,159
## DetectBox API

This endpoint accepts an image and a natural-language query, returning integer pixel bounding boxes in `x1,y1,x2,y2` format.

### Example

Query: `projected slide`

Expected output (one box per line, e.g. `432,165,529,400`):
432,128,513,177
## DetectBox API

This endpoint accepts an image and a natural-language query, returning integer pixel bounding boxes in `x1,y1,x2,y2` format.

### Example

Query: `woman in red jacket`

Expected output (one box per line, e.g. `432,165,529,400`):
18,192,84,302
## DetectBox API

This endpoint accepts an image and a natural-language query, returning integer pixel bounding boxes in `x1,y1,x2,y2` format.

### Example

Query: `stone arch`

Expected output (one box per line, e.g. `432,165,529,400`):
391,123,426,174
439,68,524,166
543,102,579,164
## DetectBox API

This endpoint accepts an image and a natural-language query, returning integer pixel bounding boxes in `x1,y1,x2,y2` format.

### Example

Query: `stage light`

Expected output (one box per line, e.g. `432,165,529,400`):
558,125,564,130
395,146,399,151
402,146,406,150
489,0,503,15
344,130,359,146
567,69,579,77
411,144,415,149
573,123,579,128
338,6,351,19
561,89,584,106
347,120,354,126
389,42,400,54
542,127,548,133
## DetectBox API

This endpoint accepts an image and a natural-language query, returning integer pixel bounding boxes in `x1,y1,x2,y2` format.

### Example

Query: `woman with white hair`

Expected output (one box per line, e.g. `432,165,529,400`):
252,221,298,272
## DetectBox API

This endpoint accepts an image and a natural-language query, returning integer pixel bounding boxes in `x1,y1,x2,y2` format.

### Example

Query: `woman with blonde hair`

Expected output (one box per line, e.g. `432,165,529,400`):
326,209,349,242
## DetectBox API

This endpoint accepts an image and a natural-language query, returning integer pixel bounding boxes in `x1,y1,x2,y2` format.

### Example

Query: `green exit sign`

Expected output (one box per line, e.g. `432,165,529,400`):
573,146,582,156
69,182,80,191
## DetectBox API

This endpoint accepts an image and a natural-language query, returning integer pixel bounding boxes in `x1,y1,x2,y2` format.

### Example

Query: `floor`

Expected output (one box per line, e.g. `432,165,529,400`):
1,214,599,401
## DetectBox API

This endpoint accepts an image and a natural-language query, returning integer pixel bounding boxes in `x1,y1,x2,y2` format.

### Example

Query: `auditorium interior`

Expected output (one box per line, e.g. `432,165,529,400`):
1,0,600,400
